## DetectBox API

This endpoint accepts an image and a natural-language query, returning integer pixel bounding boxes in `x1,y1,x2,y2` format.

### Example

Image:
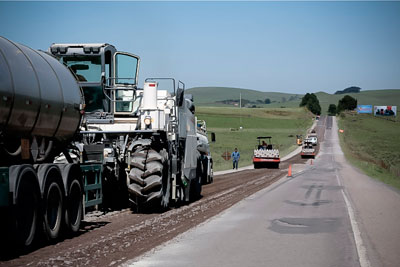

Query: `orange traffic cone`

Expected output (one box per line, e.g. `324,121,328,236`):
288,164,292,177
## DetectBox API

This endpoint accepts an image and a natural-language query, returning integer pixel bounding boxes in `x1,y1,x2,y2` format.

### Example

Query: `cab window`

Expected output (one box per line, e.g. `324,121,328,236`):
63,56,102,82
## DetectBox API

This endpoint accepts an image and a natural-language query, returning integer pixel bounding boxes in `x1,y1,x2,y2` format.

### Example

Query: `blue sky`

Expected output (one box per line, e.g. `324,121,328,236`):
0,1,399,94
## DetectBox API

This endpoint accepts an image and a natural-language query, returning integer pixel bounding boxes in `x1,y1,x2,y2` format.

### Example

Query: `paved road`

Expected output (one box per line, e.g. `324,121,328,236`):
127,116,400,267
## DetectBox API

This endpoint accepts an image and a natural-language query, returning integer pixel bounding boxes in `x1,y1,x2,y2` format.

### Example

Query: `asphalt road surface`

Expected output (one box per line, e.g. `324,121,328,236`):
127,116,400,267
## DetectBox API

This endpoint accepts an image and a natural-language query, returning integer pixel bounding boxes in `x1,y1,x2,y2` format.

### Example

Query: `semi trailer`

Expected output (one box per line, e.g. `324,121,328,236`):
0,36,213,248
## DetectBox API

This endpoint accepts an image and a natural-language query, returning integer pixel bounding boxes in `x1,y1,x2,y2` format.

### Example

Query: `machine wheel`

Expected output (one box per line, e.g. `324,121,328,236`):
40,166,64,240
174,185,185,207
13,166,40,247
65,179,83,233
208,160,214,184
128,141,170,211
190,155,203,201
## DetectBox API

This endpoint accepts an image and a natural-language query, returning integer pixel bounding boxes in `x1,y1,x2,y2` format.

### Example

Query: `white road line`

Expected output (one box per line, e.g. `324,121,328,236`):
335,169,371,267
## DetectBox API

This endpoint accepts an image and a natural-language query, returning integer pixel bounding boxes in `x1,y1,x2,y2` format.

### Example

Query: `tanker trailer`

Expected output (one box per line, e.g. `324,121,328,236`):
0,36,90,248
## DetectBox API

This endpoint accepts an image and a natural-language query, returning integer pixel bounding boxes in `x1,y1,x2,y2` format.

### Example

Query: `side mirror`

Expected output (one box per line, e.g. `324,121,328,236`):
211,132,216,142
176,88,184,107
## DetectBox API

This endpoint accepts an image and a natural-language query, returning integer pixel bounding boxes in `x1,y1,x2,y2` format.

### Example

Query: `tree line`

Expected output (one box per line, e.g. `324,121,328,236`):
300,93,357,115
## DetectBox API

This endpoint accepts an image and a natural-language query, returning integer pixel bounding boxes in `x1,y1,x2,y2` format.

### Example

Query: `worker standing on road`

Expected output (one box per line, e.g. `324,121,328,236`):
231,148,240,170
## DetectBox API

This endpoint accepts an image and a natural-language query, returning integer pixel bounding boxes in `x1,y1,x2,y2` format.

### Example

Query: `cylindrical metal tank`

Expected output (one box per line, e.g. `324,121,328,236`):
0,36,83,141
141,81,158,110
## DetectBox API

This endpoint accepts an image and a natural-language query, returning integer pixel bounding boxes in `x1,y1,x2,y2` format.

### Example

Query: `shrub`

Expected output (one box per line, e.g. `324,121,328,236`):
300,93,321,115
337,95,357,113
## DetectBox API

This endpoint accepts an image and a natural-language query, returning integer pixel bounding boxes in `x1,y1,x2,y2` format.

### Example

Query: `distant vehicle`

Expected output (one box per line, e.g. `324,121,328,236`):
307,133,318,146
316,116,320,121
296,135,303,146
301,139,315,158
253,137,280,168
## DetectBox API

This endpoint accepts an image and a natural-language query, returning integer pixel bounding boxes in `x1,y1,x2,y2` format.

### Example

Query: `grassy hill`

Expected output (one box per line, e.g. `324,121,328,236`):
186,87,302,108
316,89,400,115
187,87,400,114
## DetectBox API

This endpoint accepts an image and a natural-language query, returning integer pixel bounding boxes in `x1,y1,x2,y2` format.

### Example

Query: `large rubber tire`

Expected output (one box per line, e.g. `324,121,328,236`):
189,155,203,202
208,160,214,184
41,166,64,240
14,167,40,247
200,155,209,185
128,143,169,211
65,179,83,233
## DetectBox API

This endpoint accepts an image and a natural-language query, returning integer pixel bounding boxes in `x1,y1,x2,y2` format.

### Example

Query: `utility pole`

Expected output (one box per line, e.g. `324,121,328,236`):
239,93,242,129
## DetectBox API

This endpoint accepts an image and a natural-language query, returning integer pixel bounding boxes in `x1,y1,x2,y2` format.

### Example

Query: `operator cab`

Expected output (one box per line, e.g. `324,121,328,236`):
256,136,274,150
49,43,140,116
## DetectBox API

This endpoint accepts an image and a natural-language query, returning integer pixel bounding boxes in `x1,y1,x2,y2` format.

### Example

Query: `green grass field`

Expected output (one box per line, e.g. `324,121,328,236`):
187,87,302,108
337,113,400,190
196,107,313,171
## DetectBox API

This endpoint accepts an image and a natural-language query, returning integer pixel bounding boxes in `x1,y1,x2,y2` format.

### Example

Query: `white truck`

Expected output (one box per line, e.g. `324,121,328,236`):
307,132,318,146
301,139,315,158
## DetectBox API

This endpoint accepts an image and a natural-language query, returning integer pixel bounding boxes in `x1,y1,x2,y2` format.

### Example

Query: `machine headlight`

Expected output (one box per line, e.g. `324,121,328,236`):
144,116,152,126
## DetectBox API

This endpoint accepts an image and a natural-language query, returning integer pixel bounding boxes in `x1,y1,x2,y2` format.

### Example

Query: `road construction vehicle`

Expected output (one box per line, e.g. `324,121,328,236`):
300,139,315,158
296,134,303,146
307,132,318,146
253,137,280,168
0,37,213,249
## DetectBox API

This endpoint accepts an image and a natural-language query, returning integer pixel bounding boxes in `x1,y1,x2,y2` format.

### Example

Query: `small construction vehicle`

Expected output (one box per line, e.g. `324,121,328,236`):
296,135,303,146
301,139,315,158
253,137,280,168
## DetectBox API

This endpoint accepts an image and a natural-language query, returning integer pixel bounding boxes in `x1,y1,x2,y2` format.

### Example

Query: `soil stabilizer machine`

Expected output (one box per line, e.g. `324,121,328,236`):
48,43,213,210
0,37,213,248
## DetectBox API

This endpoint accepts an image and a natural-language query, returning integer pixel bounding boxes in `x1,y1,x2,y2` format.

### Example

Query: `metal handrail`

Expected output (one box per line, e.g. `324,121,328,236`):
102,86,136,103
145,77,176,94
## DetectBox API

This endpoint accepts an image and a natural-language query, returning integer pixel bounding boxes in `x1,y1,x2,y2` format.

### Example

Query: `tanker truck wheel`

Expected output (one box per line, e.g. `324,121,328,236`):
39,165,64,241
65,179,83,233
128,143,170,211
13,166,40,247
60,164,83,234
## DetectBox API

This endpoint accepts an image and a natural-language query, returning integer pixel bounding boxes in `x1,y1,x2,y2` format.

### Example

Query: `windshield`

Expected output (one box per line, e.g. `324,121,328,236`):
62,56,102,82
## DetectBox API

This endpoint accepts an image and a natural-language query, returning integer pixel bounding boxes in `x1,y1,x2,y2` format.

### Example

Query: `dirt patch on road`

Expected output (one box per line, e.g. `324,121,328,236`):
1,155,310,267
